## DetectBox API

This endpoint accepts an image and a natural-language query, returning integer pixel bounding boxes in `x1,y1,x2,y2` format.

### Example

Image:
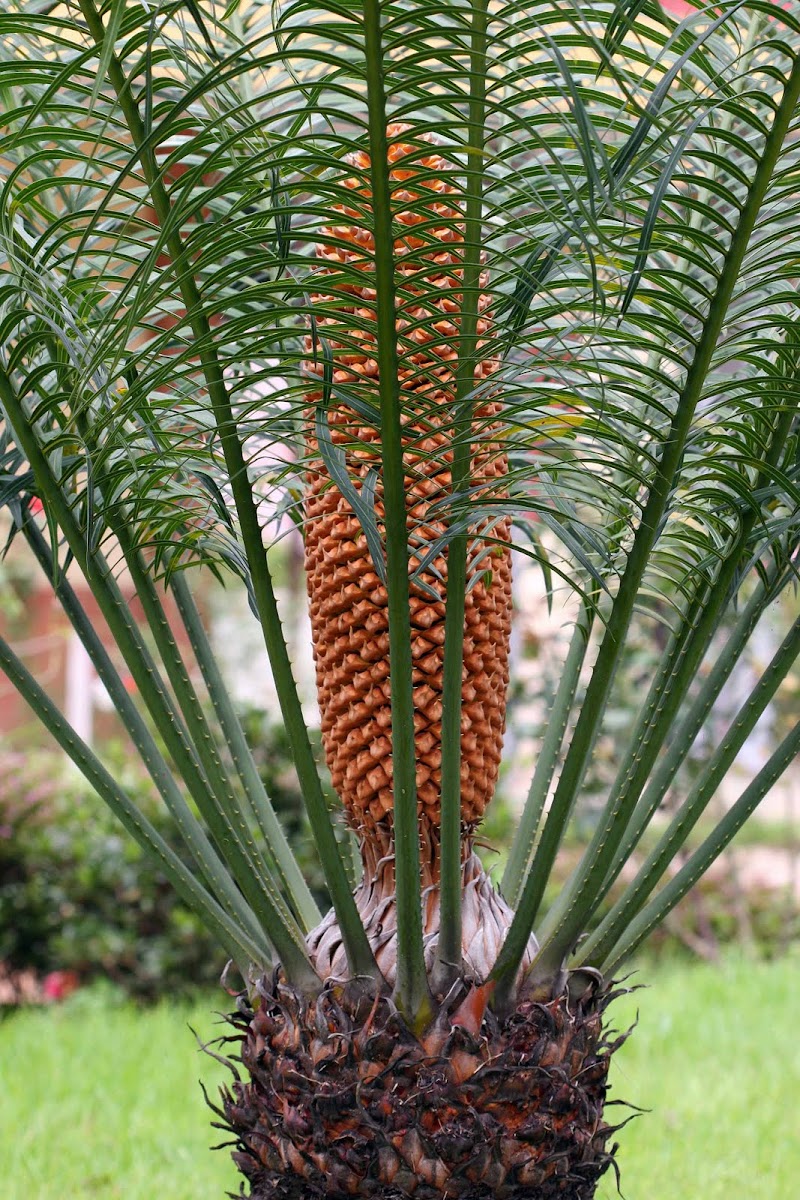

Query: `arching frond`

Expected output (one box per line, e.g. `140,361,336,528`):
1,0,799,1024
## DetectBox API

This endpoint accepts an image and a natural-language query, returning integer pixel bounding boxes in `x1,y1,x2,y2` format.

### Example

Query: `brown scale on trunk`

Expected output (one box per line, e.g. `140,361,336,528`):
219,975,628,1200
303,126,513,862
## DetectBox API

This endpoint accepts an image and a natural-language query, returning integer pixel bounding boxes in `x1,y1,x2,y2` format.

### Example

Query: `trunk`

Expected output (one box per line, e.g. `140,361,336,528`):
221,974,626,1200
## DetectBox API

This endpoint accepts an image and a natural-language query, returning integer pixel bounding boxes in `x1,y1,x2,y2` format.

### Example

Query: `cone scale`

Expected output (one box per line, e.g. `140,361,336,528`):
304,129,512,851
301,127,521,982
220,130,625,1200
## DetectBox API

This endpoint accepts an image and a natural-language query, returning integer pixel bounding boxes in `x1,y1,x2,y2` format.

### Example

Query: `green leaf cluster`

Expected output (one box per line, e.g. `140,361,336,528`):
0,0,798,1021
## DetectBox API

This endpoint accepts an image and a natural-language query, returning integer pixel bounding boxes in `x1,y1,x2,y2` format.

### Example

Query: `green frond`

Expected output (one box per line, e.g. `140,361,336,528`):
1,0,799,1011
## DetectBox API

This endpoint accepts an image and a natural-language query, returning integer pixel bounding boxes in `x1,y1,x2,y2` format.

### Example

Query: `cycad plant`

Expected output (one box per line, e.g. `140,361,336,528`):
1,0,799,1196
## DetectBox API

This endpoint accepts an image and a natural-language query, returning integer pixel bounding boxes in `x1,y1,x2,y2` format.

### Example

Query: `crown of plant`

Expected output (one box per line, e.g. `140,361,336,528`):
1,2,799,1199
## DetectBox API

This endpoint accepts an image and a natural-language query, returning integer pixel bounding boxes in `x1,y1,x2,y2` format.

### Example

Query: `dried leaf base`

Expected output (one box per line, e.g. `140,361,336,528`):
218,976,629,1200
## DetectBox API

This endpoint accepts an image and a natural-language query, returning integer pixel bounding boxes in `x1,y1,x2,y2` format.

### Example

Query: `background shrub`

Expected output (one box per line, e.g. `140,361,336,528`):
1,706,796,1004
0,749,223,1001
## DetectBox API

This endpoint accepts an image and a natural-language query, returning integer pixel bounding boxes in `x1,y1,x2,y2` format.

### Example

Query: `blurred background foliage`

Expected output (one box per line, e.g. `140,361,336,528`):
2,517,797,1005
2,677,797,1008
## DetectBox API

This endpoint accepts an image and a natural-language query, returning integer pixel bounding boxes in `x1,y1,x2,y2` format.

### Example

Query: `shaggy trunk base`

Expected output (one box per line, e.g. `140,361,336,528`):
218,976,628,1199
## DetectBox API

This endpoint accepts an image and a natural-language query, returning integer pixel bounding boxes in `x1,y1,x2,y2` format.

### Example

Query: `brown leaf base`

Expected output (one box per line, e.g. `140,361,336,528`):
216,974,631,1199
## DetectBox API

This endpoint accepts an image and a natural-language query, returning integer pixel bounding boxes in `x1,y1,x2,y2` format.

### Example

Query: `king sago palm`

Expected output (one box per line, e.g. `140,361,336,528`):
1,0,799,1196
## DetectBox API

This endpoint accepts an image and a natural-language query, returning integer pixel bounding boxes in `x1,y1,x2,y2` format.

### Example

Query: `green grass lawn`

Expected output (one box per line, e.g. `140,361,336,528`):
0,954,797,1200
